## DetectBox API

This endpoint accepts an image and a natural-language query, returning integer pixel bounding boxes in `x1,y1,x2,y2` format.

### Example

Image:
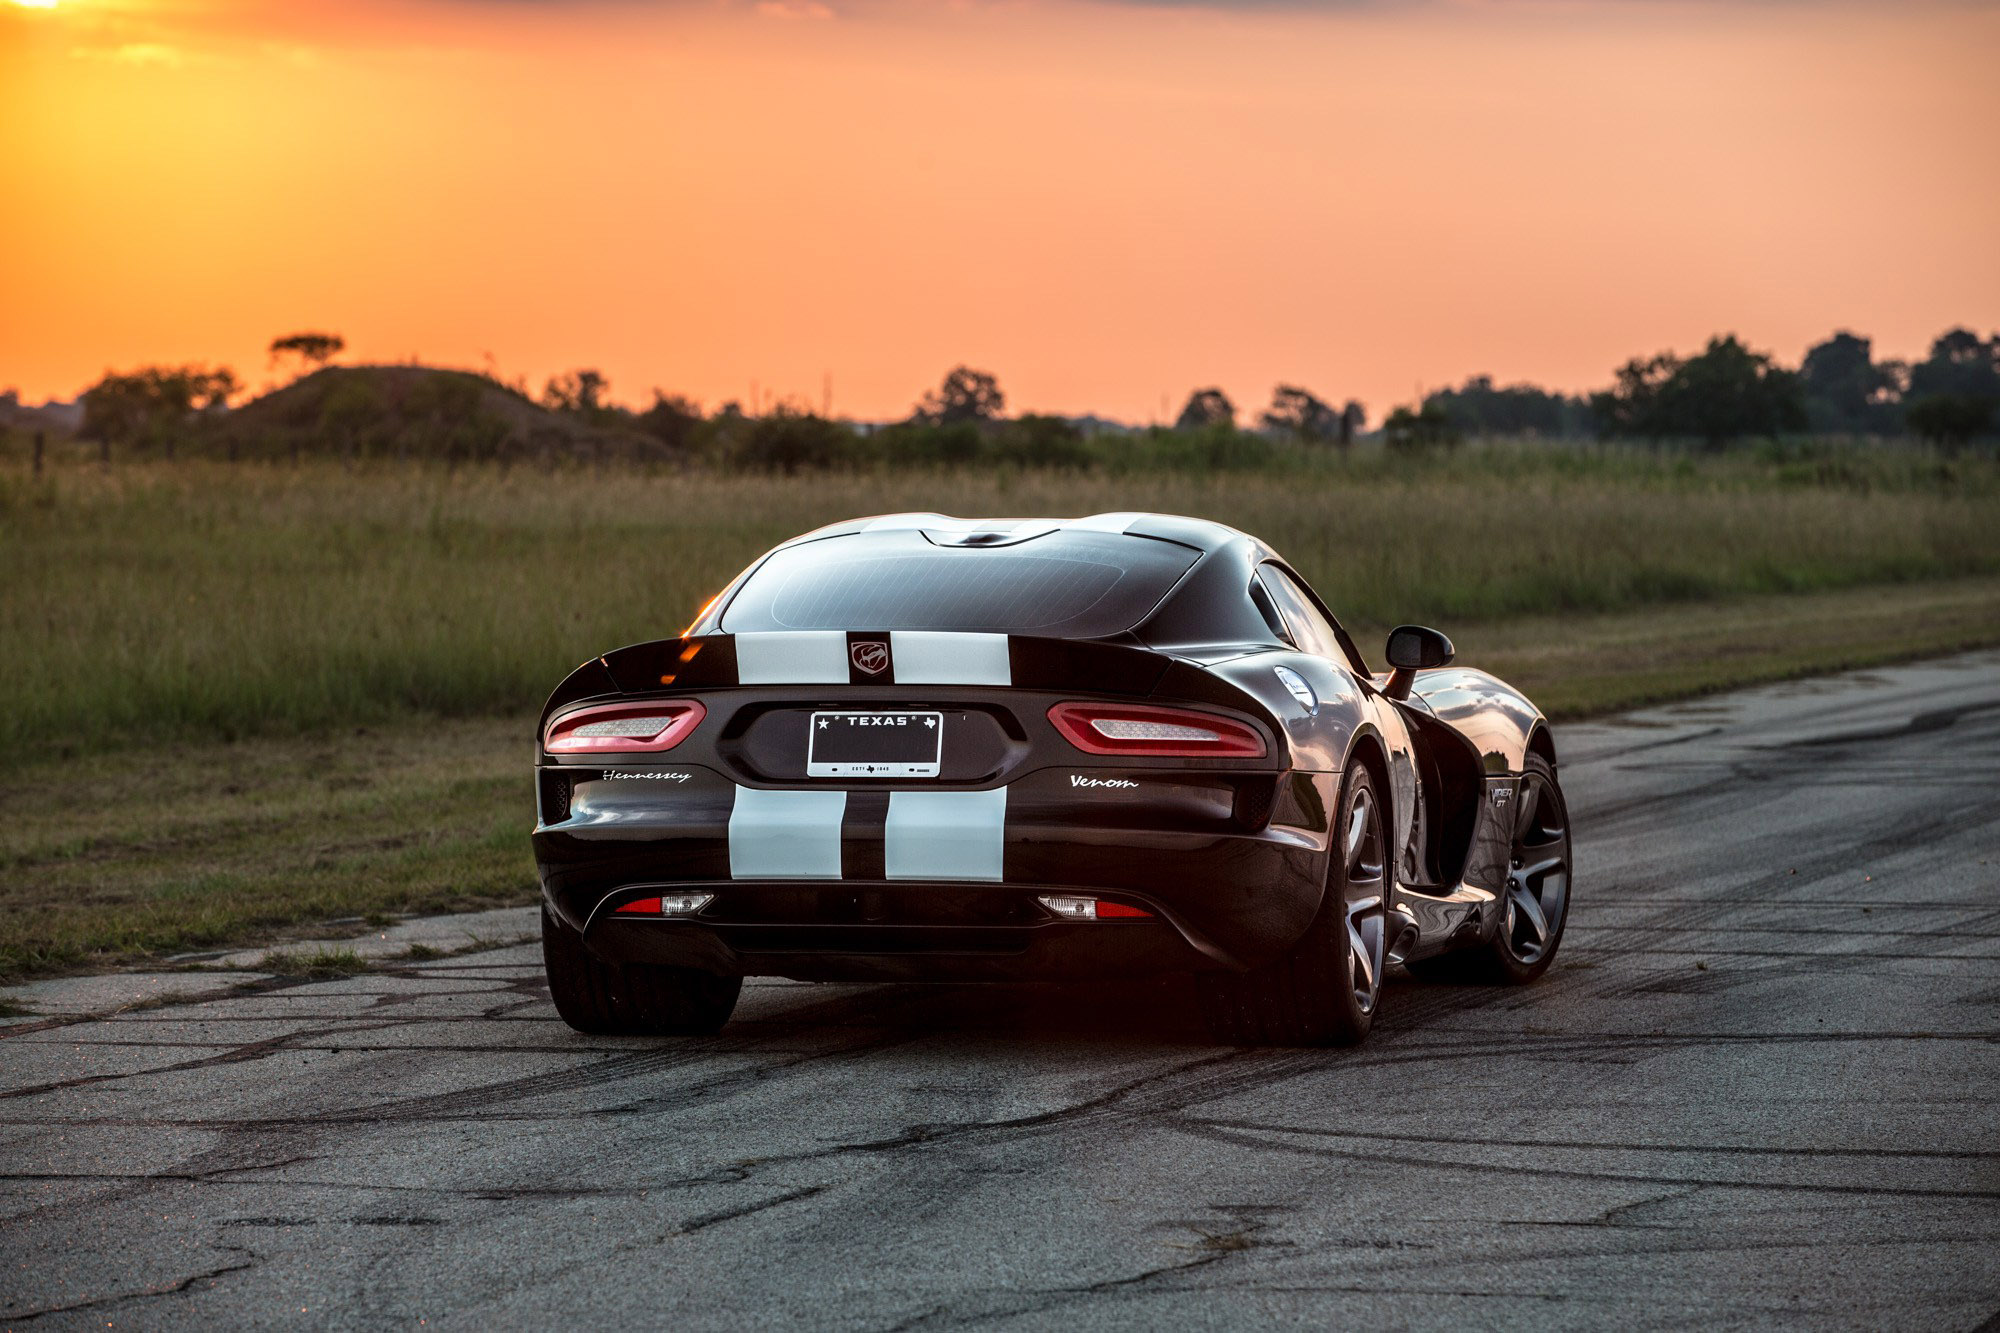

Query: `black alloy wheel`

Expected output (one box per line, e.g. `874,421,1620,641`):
1502,756,1571,970
1200,759,1387,1046
1342,774,1389,1017
1410,752,1572,985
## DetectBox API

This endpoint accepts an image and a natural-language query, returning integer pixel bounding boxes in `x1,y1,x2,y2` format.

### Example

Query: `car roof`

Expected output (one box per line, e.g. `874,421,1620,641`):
784,512,1255,555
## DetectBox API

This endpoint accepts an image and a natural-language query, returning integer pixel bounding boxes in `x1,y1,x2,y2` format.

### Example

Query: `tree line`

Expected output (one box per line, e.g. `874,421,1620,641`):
1420,328,2000,449
30,323,2000,470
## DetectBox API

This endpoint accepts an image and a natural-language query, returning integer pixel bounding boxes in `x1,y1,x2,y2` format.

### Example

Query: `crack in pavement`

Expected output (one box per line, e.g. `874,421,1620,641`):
6,1245,260,1323
1168,1119,2000,1201
6,656,2000,1324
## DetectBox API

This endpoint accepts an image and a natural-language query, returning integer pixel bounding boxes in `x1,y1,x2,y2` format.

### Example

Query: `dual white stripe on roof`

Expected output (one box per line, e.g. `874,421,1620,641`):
856,511,1146,535
730,513,1151,686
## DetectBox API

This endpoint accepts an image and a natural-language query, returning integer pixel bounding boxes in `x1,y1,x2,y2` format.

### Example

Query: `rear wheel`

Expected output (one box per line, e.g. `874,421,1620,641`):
541,905,742,1035
1201,760,1387,1047
1411,753,1572,985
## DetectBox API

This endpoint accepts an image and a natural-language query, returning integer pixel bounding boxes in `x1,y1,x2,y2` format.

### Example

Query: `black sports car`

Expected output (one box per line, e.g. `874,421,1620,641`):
533,512,1572,1046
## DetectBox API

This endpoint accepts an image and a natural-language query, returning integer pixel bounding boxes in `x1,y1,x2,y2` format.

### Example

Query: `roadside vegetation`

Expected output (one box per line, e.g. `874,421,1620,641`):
6,574,1998,980
2,323,1997,981
4,448,1998,762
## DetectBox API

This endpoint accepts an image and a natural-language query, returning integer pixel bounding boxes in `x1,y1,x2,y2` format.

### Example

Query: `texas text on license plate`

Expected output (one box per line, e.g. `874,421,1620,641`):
806,711,943,778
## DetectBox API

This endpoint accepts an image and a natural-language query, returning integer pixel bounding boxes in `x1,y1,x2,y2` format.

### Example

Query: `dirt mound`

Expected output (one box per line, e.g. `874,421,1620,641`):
212,365,669,463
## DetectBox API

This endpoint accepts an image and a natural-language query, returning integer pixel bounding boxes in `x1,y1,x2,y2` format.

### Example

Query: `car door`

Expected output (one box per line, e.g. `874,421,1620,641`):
1254,563,1420,875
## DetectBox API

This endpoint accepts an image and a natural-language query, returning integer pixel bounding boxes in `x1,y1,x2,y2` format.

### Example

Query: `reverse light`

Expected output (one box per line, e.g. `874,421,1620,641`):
1047,703,1266,758
1037,895,1153,921
544,701,705,754
613,893,713,916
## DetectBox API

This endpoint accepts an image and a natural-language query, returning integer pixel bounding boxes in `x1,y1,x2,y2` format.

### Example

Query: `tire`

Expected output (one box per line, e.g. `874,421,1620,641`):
1200,760,1388,1047
1409,753,1572,985
540,905,742,1036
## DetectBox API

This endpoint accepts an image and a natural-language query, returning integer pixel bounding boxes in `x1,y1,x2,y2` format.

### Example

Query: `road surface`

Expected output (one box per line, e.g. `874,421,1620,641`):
4,652,1999,1329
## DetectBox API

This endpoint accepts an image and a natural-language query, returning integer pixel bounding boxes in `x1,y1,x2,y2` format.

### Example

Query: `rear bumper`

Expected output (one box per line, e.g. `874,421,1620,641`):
583,887,1218,983
532,764,1335,981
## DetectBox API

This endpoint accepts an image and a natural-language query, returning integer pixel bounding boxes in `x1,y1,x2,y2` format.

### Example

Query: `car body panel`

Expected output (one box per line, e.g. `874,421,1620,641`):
531,512,1556,982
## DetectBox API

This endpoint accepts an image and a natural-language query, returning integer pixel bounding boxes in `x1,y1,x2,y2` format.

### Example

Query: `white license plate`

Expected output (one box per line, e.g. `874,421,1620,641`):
807,711,943,778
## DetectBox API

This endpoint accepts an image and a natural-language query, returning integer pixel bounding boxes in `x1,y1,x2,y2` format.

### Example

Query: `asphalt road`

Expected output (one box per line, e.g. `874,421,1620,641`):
5,652,1999,1329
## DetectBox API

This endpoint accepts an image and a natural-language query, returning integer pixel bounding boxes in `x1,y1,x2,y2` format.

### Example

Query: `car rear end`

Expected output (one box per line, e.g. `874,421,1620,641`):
531,522,1335,983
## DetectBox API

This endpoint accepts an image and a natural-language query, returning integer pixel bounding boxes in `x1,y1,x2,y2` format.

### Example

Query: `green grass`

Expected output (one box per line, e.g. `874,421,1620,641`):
254,947,373,979
3,444,1999,980
0,715,531,976
4,574,1998,981
4,446,1997,761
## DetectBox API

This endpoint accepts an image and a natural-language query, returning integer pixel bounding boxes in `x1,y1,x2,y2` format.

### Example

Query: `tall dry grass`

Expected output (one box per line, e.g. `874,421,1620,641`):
4,446,1997,758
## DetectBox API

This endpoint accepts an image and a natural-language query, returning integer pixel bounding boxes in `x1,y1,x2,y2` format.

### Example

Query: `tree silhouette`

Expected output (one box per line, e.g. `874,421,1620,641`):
1383,403,1459,453
79,365,239,459
1261,384,1339,443
268,332,345,380
1800,332,1899,435
543,369,610,421
917,366,1005,425
1904,328,1999,447
1422,376,1587,438
1591,336,1804,447
1175,388,1235,431
1339,400,1367,446
637,391,703,454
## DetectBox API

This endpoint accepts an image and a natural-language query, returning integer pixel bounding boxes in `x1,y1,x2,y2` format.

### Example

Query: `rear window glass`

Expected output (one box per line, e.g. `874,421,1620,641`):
720,530,1199,638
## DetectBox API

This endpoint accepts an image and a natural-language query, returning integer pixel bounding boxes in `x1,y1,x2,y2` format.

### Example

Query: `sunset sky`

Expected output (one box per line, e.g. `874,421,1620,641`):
3,0,1996,423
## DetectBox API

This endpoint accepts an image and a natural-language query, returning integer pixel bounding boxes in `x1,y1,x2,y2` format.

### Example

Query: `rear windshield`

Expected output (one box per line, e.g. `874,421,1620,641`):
720,529,1199,638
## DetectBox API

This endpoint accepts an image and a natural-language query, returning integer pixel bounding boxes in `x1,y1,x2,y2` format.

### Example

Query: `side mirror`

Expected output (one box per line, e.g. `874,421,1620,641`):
1382,625,1454,701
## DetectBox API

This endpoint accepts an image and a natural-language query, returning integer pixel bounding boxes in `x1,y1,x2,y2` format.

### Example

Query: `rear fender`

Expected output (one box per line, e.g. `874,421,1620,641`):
1407,667,1549,776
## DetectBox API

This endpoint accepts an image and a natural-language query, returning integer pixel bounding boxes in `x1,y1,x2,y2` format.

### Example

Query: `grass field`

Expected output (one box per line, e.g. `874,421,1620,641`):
6,446,1998,759
4,445,1999,980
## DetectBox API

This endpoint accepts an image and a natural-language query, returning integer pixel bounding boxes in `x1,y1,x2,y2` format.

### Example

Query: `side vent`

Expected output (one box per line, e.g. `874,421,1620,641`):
540,772,573,824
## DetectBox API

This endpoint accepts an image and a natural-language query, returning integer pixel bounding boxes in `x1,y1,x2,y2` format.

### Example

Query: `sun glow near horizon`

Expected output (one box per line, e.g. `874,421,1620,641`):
1,0,1995,420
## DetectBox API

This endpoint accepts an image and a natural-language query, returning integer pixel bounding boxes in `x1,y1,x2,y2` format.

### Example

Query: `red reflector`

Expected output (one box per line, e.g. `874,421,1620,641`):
1047,703,1265,758
614,897,664,915
1095,901,1154,919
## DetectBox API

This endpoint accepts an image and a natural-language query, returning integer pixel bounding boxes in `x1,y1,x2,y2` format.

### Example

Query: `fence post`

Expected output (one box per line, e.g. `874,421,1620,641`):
33,430,44,478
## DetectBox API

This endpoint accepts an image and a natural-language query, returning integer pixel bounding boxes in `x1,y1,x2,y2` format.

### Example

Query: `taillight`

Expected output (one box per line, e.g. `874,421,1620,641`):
544,701,705,754
1047,703,1266,758
613,893,712,916
1038,895,1155,920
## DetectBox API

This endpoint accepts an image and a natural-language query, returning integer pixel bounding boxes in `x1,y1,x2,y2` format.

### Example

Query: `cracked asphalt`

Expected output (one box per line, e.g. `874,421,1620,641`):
4,652,1999,1329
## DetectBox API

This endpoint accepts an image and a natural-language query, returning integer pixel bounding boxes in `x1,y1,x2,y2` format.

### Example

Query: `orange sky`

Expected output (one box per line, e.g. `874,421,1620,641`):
3,0,1996,423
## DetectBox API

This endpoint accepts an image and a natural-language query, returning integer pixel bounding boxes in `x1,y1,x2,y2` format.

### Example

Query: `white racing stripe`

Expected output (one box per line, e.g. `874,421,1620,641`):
735,631,849,684
884,788,1007,881
728,787,847,878
1064,512,1143,533
890,631,1011,686
862,512,952,531
860,512,1139,536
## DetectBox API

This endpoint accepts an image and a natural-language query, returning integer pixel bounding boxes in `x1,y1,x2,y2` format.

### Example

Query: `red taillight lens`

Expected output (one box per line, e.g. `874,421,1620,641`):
544,701,705,754
1094,900,1154,919
1047,703,1266,758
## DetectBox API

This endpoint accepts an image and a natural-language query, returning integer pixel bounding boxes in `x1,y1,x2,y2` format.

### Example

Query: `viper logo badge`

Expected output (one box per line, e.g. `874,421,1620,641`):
851,641,890,675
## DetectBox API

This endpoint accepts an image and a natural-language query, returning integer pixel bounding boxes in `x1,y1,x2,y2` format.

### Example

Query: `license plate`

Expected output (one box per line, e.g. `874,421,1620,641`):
807,711,943,778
